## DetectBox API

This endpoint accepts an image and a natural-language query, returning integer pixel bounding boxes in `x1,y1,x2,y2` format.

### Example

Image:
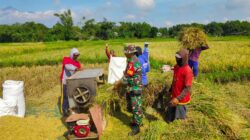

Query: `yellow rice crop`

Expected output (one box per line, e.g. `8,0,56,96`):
0,115,67,140
178,27,208,49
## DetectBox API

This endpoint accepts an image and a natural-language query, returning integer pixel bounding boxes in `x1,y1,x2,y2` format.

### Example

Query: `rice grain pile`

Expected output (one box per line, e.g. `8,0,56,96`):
178,27,208,50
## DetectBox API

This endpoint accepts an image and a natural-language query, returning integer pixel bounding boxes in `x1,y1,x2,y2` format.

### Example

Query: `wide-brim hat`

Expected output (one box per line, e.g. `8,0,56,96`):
124,45,137,54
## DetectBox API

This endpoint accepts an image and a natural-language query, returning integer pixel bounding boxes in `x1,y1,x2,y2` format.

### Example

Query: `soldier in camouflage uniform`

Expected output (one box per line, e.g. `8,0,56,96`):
122,45,143,136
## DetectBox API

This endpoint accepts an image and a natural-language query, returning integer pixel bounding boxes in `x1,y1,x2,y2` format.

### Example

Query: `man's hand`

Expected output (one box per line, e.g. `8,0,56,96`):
170,98,179,106
106,43,109,48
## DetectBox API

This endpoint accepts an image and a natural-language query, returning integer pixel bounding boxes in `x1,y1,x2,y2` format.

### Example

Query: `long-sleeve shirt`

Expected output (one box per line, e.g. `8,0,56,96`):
189,46,209,61
138,47,150,85
62,64,77,85
122,56,142,93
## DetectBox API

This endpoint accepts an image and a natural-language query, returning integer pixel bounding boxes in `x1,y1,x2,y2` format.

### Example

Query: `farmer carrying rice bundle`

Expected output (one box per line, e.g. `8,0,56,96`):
178,27,209,78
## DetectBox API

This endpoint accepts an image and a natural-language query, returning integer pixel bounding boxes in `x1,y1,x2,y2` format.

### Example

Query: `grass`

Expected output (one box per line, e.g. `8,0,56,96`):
0,37,250,140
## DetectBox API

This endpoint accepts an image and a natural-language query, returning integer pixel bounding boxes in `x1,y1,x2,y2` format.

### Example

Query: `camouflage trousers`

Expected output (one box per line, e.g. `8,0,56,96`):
131,94,143,125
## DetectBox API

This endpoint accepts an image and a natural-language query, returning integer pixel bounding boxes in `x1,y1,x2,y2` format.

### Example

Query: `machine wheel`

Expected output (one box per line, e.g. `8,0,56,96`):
73,86,91,104
74,125,90,138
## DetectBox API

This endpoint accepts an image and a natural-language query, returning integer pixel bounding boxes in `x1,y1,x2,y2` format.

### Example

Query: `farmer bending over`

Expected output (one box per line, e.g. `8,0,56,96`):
60,48,83,116
166,48,193,122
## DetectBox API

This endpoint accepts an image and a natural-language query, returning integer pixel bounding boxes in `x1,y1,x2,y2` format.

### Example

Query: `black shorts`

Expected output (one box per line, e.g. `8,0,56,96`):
165,105,187,123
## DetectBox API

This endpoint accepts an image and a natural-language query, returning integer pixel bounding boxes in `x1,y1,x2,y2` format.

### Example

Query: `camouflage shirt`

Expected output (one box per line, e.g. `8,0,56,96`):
122,55,142,92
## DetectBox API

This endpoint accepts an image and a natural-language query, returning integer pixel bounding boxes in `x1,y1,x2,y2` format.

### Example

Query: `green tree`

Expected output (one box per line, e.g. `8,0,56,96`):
118,22,135,38
133,22,151,38
96,18,115,40
158,27,168,37
205,22,223,36
50,23,65,40
82,19,98,40
54,9,74,40
149,27,158,38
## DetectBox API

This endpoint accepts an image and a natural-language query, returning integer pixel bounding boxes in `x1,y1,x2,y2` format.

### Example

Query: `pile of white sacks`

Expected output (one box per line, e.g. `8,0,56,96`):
0,80,25,117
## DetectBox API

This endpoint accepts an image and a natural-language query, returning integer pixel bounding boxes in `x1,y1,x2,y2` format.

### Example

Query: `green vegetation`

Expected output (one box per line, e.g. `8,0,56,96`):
0,9,250,42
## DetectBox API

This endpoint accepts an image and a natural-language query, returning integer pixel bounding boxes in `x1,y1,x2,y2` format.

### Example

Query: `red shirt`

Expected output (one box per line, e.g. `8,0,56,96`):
172,64,193,104
60,57,81,81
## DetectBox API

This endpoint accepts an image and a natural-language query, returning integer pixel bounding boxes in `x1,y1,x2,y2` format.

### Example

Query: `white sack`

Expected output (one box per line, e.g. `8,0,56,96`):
108,57,127,84
2,80,25,117
0,98,17,117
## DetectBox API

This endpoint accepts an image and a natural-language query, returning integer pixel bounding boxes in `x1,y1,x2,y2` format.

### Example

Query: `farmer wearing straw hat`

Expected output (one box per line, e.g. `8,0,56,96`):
60,48,83,116
121,45,143,136
166,48,193,122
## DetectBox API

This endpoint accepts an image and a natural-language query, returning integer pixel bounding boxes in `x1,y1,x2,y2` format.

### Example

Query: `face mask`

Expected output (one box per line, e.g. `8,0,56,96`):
176,58,183,66
73,54,79,60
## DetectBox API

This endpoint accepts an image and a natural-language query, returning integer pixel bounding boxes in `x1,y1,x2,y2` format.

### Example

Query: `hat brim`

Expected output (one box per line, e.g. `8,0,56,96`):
124,50,137,54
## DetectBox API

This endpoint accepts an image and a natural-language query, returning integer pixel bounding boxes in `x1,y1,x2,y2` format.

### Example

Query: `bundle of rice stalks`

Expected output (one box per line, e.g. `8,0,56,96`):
178,27,208,50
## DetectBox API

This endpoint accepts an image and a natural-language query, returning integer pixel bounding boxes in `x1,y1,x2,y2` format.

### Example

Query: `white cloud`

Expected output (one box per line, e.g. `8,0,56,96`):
125,14,136,20
0,7,56,26
0,7,93,27
165,21,173,28
0,8,55,20
133,0,155,10
123,0,155,11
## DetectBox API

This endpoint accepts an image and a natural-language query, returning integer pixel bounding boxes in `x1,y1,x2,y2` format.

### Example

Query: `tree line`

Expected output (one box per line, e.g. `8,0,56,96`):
0,9,250,42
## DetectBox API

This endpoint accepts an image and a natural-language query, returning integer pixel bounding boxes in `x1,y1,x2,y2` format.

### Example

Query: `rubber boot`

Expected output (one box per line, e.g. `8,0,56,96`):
130,122,143,127
128,124,140,136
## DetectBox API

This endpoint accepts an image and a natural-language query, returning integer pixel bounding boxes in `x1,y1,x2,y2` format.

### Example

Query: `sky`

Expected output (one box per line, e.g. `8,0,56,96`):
0,0,250,27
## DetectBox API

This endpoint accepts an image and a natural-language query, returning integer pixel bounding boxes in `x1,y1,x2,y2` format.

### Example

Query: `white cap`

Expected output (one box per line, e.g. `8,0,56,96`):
70,48,80,59
144,42,149,45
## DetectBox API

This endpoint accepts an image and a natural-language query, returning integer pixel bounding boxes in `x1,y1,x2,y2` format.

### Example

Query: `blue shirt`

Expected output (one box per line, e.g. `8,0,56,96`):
138,47,150,85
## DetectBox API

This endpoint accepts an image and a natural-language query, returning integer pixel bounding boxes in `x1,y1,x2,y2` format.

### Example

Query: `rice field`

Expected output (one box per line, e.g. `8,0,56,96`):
0,37,250,140
0,38,249,72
